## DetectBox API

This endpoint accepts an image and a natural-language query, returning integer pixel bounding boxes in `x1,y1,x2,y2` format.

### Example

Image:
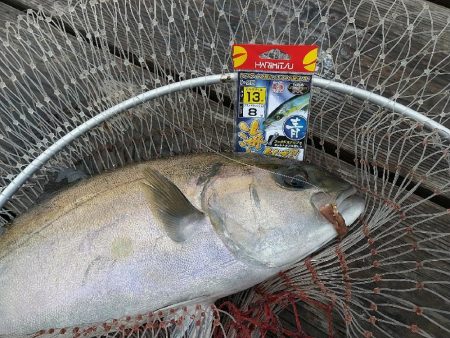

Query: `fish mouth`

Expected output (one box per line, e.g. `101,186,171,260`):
311,186,365,237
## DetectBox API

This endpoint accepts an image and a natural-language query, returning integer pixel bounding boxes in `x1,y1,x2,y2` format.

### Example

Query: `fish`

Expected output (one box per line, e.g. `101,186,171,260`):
264,94,310,128
0,153,365,335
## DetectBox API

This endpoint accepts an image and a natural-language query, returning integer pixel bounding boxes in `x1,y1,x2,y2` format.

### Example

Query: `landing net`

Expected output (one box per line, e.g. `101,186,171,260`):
0,0,449,337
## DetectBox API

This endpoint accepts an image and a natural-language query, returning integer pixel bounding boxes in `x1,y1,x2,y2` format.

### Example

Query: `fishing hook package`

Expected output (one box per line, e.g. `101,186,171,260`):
233,44,318,160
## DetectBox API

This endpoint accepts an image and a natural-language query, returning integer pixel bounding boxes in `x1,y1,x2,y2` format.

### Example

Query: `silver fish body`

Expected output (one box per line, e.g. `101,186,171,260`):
0,153,365,335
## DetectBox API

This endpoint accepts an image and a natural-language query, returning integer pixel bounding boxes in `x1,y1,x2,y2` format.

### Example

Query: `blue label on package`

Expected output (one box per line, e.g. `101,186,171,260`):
234,71,312,160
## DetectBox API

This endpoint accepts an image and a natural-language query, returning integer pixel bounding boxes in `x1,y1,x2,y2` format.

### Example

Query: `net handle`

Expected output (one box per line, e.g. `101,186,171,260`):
1,73,449,210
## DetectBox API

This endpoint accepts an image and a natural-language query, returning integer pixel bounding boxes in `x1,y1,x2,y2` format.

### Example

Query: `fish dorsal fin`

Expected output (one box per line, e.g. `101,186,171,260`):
141,167,204,242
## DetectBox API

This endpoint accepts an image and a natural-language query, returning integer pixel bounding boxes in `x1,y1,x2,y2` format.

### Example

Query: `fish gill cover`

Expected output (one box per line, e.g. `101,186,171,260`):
0,0,449,337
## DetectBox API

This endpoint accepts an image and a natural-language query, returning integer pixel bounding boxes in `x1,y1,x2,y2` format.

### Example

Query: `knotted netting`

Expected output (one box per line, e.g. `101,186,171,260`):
0,0,449,336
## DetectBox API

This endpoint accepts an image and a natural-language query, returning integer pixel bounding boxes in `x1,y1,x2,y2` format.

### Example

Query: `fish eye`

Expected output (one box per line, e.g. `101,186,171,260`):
273,166,310,190
283,174,307,189
275,114,283,121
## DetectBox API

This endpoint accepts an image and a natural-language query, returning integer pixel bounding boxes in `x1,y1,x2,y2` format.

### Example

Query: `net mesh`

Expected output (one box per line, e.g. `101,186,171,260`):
0,0,449,337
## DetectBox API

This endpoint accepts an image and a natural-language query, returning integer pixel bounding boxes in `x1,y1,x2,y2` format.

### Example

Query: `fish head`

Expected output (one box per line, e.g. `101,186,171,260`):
264,108,287,128
205,155,365,268
263,94,309,128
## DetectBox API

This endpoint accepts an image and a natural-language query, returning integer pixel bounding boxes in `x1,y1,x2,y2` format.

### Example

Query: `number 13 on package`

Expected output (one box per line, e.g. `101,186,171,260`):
242,86,266,117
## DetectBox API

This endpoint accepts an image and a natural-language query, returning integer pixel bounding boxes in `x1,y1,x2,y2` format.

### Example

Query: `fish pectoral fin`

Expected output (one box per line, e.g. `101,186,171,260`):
141,167,204,242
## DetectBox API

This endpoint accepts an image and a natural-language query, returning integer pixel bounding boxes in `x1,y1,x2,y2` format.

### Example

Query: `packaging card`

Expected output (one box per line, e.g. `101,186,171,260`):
232,44,318,160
